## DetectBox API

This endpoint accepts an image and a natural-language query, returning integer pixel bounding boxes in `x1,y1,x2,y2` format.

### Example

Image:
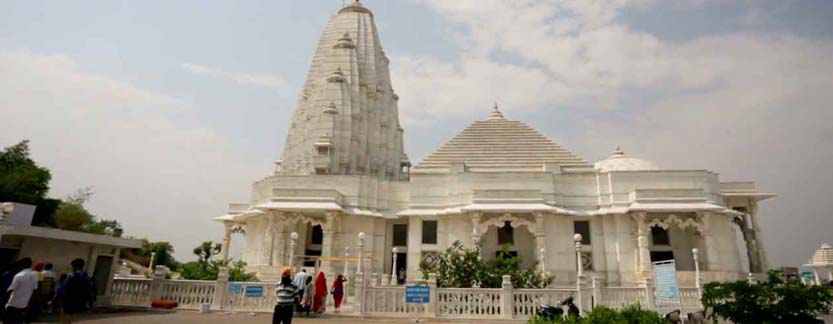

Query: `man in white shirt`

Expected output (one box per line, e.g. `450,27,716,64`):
292,269,309,288
5,258,37,324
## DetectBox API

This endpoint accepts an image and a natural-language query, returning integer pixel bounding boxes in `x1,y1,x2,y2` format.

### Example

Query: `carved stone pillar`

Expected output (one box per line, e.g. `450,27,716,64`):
748,203,769,271
633,212,651,278
263,214,275,266
221,222,233,262
733,215,760,273
274,229,286,267
470,212,482,248
321,212,338,275
534,212,546,270
700,212,720,272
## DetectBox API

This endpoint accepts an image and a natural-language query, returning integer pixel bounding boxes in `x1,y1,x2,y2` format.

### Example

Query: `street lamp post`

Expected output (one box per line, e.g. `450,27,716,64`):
357,232,366,274
288,232,298,270
357,232,367,314
574,233,584,315
692,248,701,297
343,246,351,275
391,247,399,285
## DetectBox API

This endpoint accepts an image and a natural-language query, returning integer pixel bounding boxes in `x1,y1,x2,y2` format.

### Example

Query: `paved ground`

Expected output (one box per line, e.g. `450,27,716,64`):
55,310,524,324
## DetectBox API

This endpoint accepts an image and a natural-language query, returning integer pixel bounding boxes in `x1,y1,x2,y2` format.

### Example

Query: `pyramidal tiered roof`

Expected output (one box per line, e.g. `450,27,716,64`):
414,106,589,171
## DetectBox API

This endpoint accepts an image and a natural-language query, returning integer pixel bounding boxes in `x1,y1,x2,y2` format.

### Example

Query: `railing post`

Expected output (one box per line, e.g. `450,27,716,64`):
591,276,600,309
356,271,366,315
643,276,656,310
427,273,438,318
500,275,514,319
212,267,229,311
576,273,584,315
149,265,167,305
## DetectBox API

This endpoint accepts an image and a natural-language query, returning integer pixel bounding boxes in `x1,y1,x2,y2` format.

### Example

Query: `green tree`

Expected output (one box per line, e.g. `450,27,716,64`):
193,241,222,263
54,187,123,236
0,140,59,225
702,270,833,323
84,219,124,237
135,240,179,270
180,240,254,281
54,202,93,230
421,241,552,288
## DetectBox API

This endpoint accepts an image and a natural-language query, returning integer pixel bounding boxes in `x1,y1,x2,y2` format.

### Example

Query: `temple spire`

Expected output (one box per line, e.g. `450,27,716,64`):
280,1,403,178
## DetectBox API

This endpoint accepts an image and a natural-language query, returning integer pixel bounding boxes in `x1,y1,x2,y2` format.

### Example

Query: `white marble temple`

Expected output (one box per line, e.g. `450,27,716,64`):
215,1,775,286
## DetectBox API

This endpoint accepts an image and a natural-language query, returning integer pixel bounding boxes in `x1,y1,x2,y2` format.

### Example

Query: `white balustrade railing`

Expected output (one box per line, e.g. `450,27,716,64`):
678,287,702,312
365,286,427,314
159,280,216,310
513,288,576,318
437,288,502,318
109,274,704,319
597,287,649,308
111,278,152,307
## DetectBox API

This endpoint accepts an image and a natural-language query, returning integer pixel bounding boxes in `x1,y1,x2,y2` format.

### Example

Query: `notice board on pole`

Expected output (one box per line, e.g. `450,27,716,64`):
405,284,430,304
653,260,681,312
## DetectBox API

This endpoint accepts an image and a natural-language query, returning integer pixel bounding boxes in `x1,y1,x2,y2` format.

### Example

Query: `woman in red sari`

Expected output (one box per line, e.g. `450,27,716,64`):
312,272,327,313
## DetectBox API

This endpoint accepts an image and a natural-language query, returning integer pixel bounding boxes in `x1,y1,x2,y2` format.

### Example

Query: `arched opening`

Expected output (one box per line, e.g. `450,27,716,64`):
481,221,536,269
303,224,323,267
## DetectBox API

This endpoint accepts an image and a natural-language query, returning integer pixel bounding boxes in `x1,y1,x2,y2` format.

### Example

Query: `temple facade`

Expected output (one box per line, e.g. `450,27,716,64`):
215,1,774,287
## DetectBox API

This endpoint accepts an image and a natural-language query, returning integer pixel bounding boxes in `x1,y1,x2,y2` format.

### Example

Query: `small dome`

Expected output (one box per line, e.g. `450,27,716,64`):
595,147,660,172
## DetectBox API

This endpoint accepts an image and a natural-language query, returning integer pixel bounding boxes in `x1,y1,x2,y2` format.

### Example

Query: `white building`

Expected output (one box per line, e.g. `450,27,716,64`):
0,202,142,304
216,1,774,287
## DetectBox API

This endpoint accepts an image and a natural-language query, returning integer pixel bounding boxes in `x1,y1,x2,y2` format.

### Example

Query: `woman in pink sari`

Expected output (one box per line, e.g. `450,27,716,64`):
312,272,327,313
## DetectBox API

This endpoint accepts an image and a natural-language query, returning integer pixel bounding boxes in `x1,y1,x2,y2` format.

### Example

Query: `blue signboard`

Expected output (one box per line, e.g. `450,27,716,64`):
228,283,242,294
245,285,264,298
405,285,430,304
653,260,681,309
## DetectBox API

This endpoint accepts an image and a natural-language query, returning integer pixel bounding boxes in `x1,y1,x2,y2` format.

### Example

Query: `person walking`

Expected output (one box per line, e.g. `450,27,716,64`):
300,276,313,316
273,268,297,324
0,261,23,322
331,274,346,313
4,257,37,324
312,272,327,314
61,259,94,324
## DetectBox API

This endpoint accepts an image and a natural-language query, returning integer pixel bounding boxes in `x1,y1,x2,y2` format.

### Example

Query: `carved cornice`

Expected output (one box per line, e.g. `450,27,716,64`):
477,213,537,234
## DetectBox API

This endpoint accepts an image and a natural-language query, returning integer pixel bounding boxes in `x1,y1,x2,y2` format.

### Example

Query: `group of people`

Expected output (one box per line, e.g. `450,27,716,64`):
273,268,347,324
0,258,96,324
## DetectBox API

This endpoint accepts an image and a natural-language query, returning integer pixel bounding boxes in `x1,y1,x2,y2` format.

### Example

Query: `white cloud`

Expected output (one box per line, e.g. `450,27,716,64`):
0,51,267,260
182,62,286,89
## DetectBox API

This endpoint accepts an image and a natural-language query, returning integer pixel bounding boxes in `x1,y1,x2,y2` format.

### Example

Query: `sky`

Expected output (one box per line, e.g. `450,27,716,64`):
1,0,832,266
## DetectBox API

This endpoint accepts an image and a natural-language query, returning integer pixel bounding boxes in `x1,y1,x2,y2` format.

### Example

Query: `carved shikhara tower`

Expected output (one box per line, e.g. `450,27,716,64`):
218,1,774,286
279,1,408,179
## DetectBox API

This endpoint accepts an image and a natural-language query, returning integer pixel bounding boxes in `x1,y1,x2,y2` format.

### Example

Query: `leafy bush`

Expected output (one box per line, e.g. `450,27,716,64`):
529,304,666,324
702,270,833,324
420,241,552,288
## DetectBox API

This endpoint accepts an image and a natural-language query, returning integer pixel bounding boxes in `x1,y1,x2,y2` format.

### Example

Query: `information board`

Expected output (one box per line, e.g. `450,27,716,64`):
405,285,430,304
653,260,681,311
245,285,264,298
228,283,242,294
